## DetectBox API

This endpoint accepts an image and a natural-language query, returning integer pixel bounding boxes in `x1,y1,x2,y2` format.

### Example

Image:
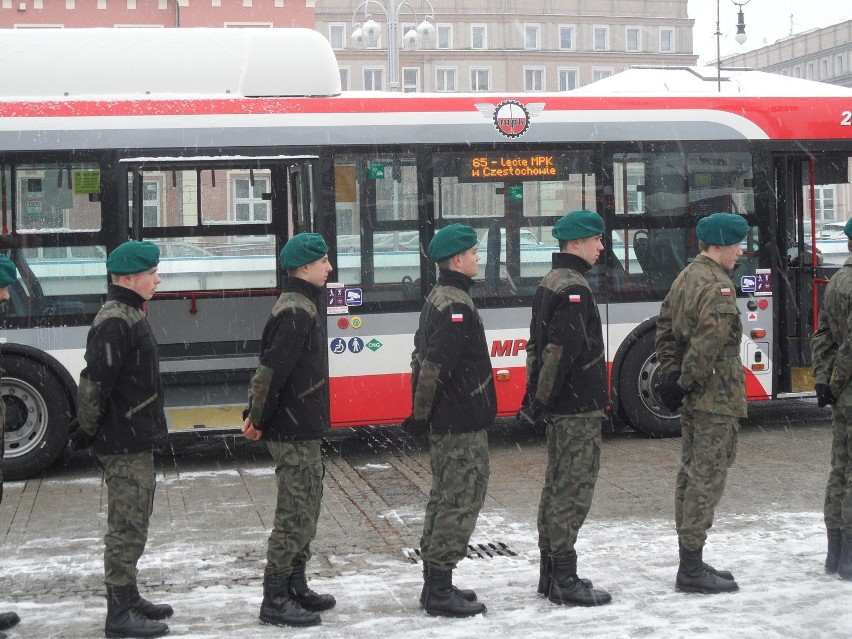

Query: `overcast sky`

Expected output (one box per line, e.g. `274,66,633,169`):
688,0,852,65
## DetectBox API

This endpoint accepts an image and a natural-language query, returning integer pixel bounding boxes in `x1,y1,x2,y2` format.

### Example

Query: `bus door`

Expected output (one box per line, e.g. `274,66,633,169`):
123,154,317,430
774,154,849,394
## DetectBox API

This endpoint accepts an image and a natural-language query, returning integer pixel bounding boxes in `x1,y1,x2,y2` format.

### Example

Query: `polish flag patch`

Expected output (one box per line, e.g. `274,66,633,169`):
569,294,582,303
720,288,732,296
451,313,464,322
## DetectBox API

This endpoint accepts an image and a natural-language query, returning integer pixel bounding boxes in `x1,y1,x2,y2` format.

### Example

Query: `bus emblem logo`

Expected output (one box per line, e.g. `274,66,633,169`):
476,101,546,139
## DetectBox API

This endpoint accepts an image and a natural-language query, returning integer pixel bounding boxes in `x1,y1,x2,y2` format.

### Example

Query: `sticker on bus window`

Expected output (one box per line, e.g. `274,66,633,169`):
741,275,756,293
327,282,348,315
754,268,772,296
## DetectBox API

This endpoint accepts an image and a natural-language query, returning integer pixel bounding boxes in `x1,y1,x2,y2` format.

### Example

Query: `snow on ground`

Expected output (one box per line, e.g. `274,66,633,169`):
1,510,849,638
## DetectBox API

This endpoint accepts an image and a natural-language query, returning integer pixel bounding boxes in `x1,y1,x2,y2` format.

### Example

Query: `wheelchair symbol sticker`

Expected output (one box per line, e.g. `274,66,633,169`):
330,338,346,354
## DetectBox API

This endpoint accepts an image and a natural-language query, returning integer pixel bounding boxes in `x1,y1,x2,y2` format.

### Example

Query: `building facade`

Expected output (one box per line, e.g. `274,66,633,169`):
0,0,315,29
718,20,852,89
316,0,698,92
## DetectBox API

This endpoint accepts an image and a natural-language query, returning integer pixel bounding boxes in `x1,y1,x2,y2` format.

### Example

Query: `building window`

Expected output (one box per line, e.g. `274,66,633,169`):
594,26,608,51
793,66,801,78
626,27,641,52
820,58,829,79
234,177,271,223
525,25,540,50
559,25,575,50
807,62,814,80
816,186,836,222
558,68,578,91
328,23,345,49
592,68,613,82
836,54,845,76
781,69,789,76
437,25,452,49
471,68,490,92
660,28,674,53
364,68,384,91
471,24,487,49
339,68,350,91
436,68,457,92
524,67,545,92
402,68,419,93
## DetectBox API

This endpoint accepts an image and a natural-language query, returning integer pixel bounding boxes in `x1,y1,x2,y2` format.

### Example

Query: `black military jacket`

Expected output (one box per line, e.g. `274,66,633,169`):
246,276,330,441
526,252,608,415
77,284,168,455
410,269,497,434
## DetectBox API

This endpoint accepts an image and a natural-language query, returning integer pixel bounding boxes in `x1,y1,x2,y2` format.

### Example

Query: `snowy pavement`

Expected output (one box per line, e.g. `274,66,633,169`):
1,403,849,638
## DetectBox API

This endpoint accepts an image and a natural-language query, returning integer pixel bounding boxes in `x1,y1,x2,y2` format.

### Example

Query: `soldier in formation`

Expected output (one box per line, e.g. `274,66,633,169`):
522,210,612,607
0,255,21,639
69,241,173,638
405,223,495,618
655,212,747,594
810,218,852,580
242,232,337,627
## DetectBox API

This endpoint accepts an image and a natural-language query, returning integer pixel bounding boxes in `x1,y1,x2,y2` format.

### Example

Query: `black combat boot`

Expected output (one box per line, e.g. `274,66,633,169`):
127,583,173,620
259,574,321,627
549,553,611,606
423,569,486,618
419,565,477,608
0,612,19,631
838,532,852,580
288,563,336,612
104,584,170,638
537,550,551,596
679,541,734,581
676,545,739,594
825,528,843,574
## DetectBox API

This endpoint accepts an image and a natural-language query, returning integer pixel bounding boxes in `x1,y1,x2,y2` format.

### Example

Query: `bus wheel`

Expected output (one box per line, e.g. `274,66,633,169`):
2,356,72,481
617,331,682,438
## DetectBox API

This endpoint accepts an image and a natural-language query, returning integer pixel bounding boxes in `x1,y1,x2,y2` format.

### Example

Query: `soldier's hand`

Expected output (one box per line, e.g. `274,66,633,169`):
815,383,836,408
242,417,263,442
67,420,96,452
656,372,686,412
402,415,428,435
517,398,545,428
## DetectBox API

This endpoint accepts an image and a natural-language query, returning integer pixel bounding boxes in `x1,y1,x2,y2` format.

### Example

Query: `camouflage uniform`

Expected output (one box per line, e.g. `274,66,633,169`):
655,254,746,551
245,276,330,576
410,269,496,571
77,284,168,587
811,257,852,535
526,252,608,557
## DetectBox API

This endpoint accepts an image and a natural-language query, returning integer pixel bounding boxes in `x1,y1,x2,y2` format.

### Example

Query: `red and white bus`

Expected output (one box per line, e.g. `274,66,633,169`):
2,28,851,479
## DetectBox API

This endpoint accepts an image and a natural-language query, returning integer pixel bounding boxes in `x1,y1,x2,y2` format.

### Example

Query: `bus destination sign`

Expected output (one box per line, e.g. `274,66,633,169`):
463,153,566,182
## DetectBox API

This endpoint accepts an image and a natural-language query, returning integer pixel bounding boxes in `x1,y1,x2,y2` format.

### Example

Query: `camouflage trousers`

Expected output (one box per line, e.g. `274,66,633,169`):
537,411,603,558
825,405,852,532
420,430,489,571
265,439,324,576
675,409,738,550
98,451,156,587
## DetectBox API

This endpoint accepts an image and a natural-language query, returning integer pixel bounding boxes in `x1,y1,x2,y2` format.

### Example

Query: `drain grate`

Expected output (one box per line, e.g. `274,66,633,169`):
402,541,518,563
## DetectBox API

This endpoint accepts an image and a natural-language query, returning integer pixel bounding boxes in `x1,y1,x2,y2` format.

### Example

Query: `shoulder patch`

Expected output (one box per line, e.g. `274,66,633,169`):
569,293,582,303
720,287,732,296
451,312,464,322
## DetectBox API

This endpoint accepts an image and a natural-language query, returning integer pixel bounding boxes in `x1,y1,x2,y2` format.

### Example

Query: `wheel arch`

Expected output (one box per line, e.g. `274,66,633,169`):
1,344,78,415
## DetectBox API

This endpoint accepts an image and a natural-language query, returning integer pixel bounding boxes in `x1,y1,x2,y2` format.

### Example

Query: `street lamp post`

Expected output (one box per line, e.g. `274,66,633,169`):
351,0,436,91
716,0,751,92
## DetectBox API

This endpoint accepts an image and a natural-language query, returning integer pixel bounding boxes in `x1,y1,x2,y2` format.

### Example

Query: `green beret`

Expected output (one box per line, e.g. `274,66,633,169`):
429,224,478,262
696,213,748,246
0,255,18,288
552,210,605,241
280,233,329,270
844,219,852,238
106,241,160,275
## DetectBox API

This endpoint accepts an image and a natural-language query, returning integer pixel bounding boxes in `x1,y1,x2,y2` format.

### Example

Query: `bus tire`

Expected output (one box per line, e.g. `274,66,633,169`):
1,355,73,481
616,331,682,438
